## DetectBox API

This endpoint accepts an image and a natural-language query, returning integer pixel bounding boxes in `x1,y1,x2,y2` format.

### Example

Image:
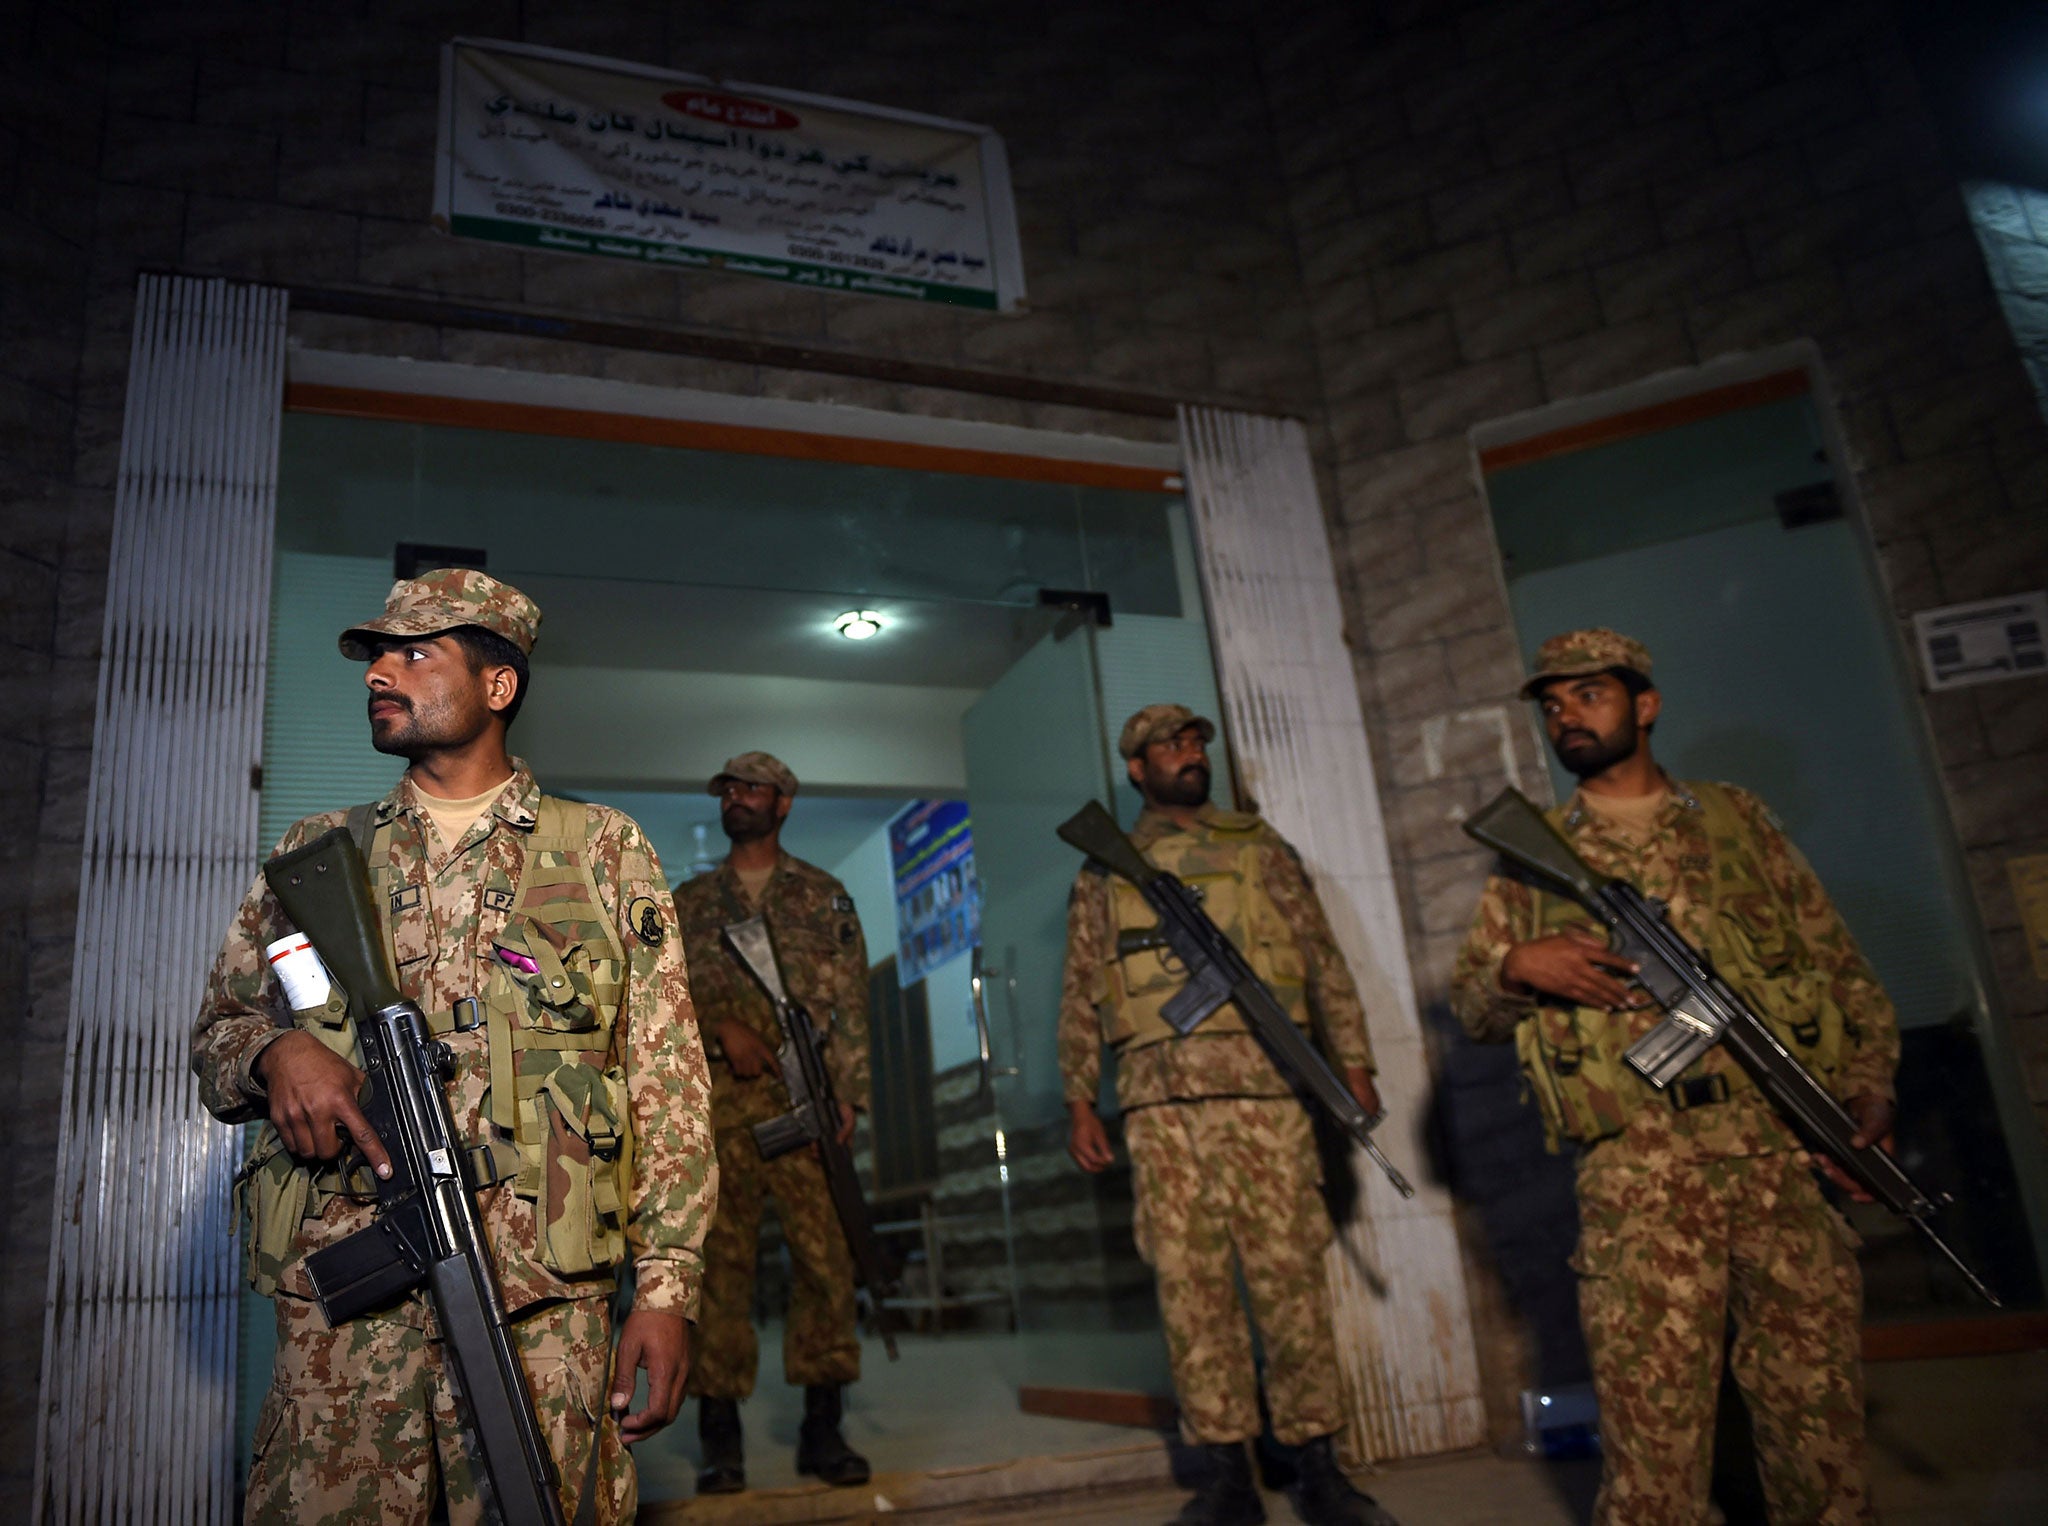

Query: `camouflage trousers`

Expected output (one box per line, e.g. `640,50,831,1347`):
1574,1145,1870,1525
245,1292,632,1526
686,1123,860,1399
1124,1096,1344,1446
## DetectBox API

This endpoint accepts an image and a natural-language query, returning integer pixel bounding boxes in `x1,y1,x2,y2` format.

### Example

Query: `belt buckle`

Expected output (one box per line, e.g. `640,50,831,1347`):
451,995,484,1033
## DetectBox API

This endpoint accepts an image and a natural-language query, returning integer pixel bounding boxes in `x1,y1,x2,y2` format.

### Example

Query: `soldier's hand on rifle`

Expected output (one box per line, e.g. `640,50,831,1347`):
1501,929,1648,1011
835,1100,857,1147
1067,1101,1115,1173
613,1307,690,1444
1806,1093,1896,1203
1345,1066,1382,1119
254,1030,392,1179
717,1020,779,1079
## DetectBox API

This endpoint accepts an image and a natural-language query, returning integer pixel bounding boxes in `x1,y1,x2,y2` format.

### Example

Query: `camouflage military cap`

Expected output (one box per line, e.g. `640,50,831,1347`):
338,568,542,660
1118,703,1216,760
1520,627,1654,698
709,750,798,798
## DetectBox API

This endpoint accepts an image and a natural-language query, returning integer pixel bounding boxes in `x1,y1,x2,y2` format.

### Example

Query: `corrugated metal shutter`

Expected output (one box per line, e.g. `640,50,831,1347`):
1178,405,1485,1463
36,275,286,1526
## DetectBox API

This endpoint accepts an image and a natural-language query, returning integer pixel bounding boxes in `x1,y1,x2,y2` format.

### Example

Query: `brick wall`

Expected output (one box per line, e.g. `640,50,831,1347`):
6,0,2046,1476
1257,0,2048,1432
0,4,112,1481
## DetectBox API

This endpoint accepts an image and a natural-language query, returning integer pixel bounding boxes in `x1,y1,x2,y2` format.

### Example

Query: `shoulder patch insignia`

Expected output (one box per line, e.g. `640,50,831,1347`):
626,895,666,946
832,893,854,913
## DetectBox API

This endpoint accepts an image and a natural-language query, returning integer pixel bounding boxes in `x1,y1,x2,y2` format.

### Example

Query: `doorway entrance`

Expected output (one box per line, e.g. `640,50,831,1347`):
247,382,1231,1496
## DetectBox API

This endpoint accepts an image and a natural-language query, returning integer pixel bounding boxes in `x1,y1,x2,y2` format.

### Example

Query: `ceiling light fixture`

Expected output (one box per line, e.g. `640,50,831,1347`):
834,609,885,640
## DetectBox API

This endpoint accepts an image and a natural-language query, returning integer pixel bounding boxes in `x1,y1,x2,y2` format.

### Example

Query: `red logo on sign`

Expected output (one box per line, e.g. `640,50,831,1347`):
662,91,800,131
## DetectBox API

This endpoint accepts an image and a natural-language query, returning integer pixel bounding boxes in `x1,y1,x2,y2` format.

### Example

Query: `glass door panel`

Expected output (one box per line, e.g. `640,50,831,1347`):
961,619,1172,1399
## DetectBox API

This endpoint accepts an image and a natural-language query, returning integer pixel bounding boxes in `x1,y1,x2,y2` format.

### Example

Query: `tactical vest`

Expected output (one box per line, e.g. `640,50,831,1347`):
1103,813,1311,1049
236,795,633,1297
1513,782,1847,1151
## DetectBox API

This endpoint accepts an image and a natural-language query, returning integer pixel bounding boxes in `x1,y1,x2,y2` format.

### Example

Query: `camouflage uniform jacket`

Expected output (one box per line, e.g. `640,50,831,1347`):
672,852,871,1132
1059,803,1375,1110
193,762,716,1319
1449,777,1899,1161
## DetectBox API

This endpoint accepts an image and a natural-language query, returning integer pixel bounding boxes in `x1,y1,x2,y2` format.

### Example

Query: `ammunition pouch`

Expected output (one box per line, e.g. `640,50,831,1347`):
1514,782,1849,1149
244,794,633,1297
1103,824,1310,1049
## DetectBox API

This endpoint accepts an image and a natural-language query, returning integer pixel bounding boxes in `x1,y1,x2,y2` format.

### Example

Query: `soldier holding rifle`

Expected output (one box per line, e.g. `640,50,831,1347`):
1059,704,1399,1526
193,570,717,1524
672,752,875,1494
1451,628,1899,1525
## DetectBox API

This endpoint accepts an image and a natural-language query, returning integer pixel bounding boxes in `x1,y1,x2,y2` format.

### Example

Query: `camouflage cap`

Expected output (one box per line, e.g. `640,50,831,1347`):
1520,627,1654,698
338,568,542,660
709,750,798,798
1118,702,1216,760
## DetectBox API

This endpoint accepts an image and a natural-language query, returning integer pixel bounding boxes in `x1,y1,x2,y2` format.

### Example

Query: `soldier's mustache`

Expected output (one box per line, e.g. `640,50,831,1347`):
369,694,414,717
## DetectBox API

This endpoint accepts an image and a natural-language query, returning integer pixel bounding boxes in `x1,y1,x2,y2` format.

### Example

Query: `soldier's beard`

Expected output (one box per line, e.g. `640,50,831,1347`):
370,691,481,760
721,803,776,842
1554,716,1640,779
1147,762,1210,808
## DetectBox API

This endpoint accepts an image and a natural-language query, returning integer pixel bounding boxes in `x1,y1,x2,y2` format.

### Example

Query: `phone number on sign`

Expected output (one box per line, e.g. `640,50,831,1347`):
495,202,607,230
787,243,887,271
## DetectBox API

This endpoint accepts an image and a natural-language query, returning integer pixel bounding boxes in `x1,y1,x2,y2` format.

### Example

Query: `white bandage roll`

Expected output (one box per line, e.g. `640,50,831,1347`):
265,932,333,1010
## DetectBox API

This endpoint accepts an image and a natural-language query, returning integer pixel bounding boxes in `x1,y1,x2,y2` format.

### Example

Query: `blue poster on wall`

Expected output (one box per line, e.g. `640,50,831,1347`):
889,799,980,985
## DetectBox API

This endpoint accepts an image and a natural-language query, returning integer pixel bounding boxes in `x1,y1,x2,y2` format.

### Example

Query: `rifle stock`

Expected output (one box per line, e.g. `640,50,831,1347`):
264,828,570,1526
1462,788,1999,1307
265,830,404,1012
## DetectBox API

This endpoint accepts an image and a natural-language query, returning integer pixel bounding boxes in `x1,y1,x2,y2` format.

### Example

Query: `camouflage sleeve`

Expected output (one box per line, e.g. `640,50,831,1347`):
825,885,871,1111
670,879,732,1061
1449,868,1542,1044
601,814,716,1318
1726,787,1900,1103
1057,869,1112,1103
190,815,335,1123
1263,839,1374,1071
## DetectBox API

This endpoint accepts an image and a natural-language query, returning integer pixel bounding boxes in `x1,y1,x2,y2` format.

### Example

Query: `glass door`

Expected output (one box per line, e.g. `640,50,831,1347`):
960,615,1174,1403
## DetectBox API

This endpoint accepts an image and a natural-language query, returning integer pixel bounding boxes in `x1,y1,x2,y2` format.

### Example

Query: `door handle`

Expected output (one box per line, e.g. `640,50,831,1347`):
970,945,1018,1098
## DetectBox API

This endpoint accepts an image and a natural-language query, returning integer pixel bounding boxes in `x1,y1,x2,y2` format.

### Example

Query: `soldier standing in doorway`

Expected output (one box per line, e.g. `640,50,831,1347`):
1059,704,1400,1526
673,751,875,1494
1451,628,1898,1524
194,569,717,1523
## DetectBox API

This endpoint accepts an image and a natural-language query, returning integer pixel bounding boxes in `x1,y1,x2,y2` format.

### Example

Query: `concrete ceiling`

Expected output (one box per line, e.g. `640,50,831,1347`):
512,571,1042,687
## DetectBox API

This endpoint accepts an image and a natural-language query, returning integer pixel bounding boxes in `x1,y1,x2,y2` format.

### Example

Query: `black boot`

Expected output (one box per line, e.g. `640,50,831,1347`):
796,1384,871,1486
1172,1441,1266,1526
1287,1436,1399,1526
696,1397,745,1495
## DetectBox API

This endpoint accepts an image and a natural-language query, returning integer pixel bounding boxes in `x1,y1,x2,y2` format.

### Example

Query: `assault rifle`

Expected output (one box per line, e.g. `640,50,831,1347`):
1463,787,1999,1307
1056,800,1415,1199
722,915,901,1360
265,829,567,1526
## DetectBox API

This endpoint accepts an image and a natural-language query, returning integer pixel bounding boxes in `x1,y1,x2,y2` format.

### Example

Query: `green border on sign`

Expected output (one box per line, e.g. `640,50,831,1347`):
451,215,1000,310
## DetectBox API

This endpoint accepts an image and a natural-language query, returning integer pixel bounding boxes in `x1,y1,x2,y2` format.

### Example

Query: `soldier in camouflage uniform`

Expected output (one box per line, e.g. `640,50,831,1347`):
1450,628,1898,1526
193,569,717,1525
672,751,874,1494
1060,705,1399,1526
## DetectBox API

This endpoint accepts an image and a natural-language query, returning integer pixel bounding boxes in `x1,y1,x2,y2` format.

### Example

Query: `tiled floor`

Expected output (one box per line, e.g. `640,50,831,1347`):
643,1343,2048,1523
